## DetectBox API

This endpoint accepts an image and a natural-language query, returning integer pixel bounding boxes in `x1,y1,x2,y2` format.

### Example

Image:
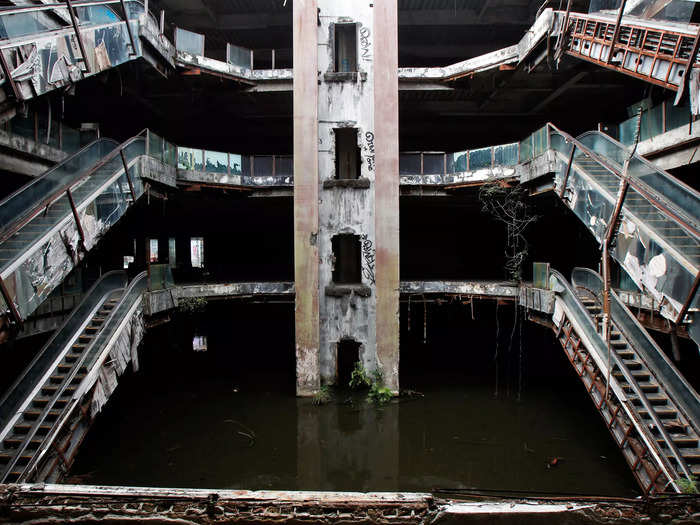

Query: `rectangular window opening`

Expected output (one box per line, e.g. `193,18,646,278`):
148,238,159,263
334,23,357,72
335,128,361,180
168,238,176,268
190,237,204,268
332,234,362,284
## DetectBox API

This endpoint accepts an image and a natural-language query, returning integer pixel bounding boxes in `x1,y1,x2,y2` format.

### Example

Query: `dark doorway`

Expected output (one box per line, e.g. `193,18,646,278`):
337,338,361,386
332,234,362,283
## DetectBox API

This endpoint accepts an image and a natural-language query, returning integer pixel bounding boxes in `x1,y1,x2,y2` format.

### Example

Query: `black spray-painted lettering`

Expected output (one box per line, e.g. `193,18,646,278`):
360,26,372,62
360,234,376,285
364,131,375,172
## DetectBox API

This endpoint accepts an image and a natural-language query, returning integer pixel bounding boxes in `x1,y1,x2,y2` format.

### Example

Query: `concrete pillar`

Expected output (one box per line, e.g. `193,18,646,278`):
293,0,320,396
374,0,400,392
295,0,399,393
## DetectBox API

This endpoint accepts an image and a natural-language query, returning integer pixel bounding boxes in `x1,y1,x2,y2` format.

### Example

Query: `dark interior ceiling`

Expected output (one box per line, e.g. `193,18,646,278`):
62,0,663,153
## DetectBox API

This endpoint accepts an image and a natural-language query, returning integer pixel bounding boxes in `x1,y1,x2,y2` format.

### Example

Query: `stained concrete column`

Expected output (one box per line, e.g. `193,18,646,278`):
374,0,400,392
293,0,320,396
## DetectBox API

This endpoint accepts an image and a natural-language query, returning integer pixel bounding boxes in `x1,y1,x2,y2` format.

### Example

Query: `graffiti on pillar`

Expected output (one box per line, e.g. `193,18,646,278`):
360,26,372,62
364,132,375,172
360,234,376,285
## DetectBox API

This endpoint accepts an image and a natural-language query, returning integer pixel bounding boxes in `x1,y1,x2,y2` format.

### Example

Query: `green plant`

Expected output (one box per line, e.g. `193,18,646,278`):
349,361,370,390
368,384,393,404
178,296,208,313
677,476,698,494
312,385,332,406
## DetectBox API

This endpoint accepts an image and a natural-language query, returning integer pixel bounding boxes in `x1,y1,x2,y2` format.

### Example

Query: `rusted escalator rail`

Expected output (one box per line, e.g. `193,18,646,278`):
549,269,684,495
562,10,700,91
572,267,700,482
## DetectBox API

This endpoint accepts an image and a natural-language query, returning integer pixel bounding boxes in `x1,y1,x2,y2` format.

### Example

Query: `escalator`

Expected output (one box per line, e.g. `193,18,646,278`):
548,269,697,495
572,268,700,480
547,124,700,346
0,132,148,333
0,270,146,483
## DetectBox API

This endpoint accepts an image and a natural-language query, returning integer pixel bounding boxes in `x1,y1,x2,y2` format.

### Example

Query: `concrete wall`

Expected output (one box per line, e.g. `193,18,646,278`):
317,1,378,387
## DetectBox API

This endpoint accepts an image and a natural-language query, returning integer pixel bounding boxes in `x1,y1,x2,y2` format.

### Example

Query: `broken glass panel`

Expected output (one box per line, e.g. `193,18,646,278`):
178,147,203,171
205,151,228,174
227,43,251,69
229,153,243,175
469,147,492,170
175,27,205,56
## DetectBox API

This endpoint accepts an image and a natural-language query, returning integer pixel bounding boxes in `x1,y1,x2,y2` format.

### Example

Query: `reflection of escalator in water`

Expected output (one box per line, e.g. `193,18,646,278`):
0,133,148,334
0,270,147,483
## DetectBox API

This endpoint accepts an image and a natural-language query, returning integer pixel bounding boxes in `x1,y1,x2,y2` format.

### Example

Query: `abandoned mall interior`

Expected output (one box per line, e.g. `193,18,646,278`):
0,0,700,522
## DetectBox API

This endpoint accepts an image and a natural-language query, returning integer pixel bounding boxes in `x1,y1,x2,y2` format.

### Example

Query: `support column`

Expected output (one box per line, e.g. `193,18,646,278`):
293,0,320,396
374,0,400,392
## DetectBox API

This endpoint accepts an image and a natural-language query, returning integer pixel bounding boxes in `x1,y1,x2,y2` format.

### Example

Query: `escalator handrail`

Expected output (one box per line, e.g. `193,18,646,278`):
549,269,687,488
0,129,148,246
576,130,700,232
0,270,127,425
546,123,700,240
18,271,147,482
572,267,700,434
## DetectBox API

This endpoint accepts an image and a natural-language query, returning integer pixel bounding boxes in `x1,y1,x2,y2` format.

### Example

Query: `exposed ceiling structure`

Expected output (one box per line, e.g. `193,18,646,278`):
65,0,659,153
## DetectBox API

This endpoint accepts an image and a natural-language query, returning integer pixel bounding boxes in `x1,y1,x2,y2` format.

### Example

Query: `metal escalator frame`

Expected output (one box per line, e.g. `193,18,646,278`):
576,129,700,235
0,280,127,482
0,270,126,435
0,129,147,247
548,123,700,241
562,10,700,92
572,267,700,436
550,269,684,493
20,271,147,482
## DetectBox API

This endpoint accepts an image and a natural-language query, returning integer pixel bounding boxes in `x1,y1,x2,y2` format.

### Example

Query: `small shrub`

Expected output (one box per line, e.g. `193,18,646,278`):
178,296,208,313
349,361,370,390
678,476,698,494
368,384,393,404
312,385,332,406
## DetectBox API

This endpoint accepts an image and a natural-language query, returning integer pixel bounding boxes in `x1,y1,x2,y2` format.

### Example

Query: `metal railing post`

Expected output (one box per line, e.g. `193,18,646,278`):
66,188,86,251
119,0,138,56
64,0,91,73
559,144,576,199
120,149,137,203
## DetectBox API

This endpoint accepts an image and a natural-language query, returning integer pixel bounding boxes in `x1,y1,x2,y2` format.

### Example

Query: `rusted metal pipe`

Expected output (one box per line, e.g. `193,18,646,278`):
606,0,628,65
558,143,576,199
66,188,86,252
674,24,700,106
120,149,137,203
64,0,91,73
119,0,138,56
676,271,700,325
0,50,20,100
0,274,22,328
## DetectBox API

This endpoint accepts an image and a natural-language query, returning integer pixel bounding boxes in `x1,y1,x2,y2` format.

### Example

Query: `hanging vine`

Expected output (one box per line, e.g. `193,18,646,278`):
478,182,538,282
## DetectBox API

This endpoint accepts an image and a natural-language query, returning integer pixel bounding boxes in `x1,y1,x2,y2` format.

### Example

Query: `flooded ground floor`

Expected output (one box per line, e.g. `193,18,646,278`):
66,300,640,496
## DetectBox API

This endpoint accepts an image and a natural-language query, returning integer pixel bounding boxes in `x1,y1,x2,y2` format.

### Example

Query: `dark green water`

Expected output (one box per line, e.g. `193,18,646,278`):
67,304,639,496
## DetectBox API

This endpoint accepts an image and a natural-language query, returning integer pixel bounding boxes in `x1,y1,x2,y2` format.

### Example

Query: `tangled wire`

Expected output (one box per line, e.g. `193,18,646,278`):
479,182,538,282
